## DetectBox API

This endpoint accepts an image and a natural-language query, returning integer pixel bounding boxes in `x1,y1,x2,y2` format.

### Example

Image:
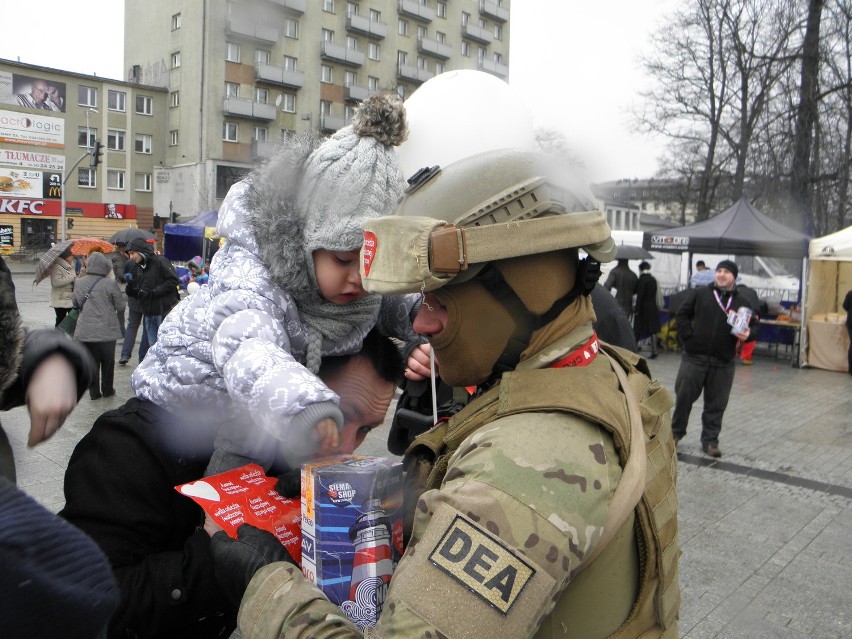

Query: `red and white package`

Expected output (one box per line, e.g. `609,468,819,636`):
176,464,302,563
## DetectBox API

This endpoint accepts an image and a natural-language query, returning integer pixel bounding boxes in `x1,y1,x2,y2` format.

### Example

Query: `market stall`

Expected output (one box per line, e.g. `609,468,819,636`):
800,226,852,372
163,210,219,262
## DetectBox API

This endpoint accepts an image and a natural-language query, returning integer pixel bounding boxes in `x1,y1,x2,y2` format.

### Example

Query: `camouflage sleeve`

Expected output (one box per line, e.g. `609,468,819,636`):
373,411,620,638
237,412,619,639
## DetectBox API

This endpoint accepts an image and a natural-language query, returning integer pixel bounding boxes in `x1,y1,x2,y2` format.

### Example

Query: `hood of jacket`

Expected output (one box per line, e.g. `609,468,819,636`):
0,258,25,397
84,252,111,277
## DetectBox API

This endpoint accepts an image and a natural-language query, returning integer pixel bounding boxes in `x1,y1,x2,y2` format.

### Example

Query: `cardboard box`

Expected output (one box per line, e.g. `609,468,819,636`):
301,456,404,630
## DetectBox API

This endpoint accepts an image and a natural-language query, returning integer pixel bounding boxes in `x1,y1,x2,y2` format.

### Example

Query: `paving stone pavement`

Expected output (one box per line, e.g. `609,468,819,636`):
4,265,851,638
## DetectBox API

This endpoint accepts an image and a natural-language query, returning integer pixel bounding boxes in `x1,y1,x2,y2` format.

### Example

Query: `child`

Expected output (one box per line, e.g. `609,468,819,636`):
132,94,422,473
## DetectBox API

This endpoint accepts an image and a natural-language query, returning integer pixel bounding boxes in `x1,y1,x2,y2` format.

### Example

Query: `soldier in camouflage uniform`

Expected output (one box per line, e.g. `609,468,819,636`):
217,149,681,638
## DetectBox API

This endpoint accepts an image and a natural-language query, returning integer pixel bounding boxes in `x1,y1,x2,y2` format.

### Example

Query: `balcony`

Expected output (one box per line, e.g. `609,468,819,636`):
462,24,493,44
346,14,388,39
223,97,277,120
321,41,365,67
320,113,345,132
478,58,509,78
397,63,435,84
225,17,278,44
418,37,452,59
344,84,372,102
268,0,306,12
398,0,435,22
251,139,277,159
255,63,305,88
479,1,509,22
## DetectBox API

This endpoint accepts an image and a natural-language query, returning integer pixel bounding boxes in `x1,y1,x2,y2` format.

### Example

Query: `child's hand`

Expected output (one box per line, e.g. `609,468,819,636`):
405,343,434,381
203,513,224,537
25,353,78,447
314,418,340,457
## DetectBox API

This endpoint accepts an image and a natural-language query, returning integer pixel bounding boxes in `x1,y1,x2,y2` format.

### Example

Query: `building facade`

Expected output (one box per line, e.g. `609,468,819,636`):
0,59,167,253
594,178,698,227
124,0,511,215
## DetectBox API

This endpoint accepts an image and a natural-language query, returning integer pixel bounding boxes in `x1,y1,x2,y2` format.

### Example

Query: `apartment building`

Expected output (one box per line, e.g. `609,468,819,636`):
124,0,511,215
594,178,697,227
0,59,167,252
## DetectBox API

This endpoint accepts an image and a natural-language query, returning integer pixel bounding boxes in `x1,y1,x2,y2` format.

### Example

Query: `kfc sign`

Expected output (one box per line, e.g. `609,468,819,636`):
0,198,44,214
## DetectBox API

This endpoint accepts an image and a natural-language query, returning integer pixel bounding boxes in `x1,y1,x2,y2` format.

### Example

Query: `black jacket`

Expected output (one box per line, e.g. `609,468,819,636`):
126,253,180,316
675,284,755,362
60,398,236,639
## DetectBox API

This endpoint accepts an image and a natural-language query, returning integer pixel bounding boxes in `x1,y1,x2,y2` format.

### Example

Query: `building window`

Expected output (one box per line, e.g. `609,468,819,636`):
369,43,380,60
494,52,503,64
479,18,487,29
346,35,358,50
461,41,469,57
78,127,96,148
78,86,97,108
368,76,379,90
437,2,447,18
494,24,503,40
417,56,427,70
369,9,381,21
396,85,406,100
171,51,181,68
347,2,358,17
255,49,271,64
135,173,152,192
226,42,241,63
397,51,408,66
461,12,470,26
107,90,126,112
417,25,427,39
322,29,334,42
107,170,125,190
435,61,445,74
478,47,486,63
171,12,181,30
225,82,239,98
223,122,238,142
135,133,153,154
254,126,268,142
321,65,333,83
107,129,126,151
135,95,153,115
436,31,446,43
255,88,269,103
78,168,95,188
170,130,179,146
281,94,295,112
170,91,180,107
323,0,334,12
345,105,357,123
320,100,332,117
284,19,298,38
344,70,356,87
283,56,297,71
398,19,408,36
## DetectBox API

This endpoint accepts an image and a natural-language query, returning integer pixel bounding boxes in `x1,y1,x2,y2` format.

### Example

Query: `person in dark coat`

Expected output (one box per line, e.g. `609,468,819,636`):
603,258,638,321
590,283,638,352
633,261,662,358
60,331,403,639
73,252,126,399
119,252,150,366
0,254,118,638
671,260,756,457
125,238,179,353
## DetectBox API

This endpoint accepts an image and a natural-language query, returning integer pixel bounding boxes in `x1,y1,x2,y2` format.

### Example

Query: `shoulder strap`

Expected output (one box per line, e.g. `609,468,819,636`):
76,278,105,311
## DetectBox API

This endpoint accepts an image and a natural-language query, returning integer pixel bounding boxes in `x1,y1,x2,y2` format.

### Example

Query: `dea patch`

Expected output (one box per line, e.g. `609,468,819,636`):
429,515,534,614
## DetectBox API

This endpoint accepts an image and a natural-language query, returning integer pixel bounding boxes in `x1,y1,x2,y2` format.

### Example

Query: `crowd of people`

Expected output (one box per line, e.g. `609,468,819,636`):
22,71,843,637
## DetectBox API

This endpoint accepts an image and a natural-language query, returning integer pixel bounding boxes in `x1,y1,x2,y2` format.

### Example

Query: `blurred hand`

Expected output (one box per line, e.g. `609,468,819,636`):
203,513,224,538
405,342,434,381
25,353,78,447
313,418,340,457
734,327,750,342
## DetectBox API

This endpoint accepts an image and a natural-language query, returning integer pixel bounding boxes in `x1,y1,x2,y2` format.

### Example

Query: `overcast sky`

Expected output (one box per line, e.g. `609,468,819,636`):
0,0,676,182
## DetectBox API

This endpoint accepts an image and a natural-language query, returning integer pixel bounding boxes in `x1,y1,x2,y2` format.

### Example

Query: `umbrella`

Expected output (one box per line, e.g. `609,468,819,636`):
34,240,74,286
109,228,155,245
70,237,116,256
616,243,654,260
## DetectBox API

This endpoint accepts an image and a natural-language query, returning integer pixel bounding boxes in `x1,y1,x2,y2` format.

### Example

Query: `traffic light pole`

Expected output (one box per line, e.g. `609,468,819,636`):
59,147,97,241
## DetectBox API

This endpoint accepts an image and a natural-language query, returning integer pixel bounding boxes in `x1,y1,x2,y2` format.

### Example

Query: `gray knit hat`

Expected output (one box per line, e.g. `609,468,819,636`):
300,93,408,256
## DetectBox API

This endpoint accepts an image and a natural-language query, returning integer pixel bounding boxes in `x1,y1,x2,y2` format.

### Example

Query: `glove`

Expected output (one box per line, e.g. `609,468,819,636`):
123,272,133,282
137,288,151,299
210,524,295,606
275,469,301,499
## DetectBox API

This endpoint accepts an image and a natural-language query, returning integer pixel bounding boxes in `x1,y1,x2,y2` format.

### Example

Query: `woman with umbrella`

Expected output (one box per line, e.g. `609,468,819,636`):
48,245,76,327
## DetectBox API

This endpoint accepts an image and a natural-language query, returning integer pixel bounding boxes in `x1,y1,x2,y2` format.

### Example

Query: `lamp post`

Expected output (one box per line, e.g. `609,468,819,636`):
60,108,98,241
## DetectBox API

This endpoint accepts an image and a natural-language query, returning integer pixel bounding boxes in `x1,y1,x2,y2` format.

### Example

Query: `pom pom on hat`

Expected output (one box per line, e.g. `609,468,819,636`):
300,93,408,257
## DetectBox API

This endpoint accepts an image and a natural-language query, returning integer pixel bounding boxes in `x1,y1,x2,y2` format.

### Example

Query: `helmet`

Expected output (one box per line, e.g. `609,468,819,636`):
360,147,616,295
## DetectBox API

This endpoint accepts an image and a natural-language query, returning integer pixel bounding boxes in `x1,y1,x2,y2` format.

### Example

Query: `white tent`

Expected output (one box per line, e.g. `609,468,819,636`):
800,225,852,371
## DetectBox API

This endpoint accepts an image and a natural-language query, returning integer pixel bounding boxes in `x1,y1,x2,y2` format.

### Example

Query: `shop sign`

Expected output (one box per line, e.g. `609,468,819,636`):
0,109,64,148
0,149,64,171
0,224,13,253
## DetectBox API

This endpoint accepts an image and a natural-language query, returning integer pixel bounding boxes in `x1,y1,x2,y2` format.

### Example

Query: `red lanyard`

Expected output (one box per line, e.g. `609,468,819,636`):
549,332,600,369
713,289,733,314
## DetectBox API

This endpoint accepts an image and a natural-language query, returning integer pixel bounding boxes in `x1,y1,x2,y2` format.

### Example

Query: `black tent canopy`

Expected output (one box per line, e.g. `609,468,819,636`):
642,197,810,259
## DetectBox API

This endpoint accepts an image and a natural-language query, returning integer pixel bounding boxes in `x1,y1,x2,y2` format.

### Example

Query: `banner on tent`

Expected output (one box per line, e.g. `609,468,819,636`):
648,235,689,251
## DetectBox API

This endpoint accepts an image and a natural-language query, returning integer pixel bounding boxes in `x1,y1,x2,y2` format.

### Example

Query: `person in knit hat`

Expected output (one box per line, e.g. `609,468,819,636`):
125,237,180,352
130,92,424,477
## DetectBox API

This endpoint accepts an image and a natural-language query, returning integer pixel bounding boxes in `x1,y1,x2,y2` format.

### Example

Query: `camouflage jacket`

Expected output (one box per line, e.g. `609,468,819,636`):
237,324,656,638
